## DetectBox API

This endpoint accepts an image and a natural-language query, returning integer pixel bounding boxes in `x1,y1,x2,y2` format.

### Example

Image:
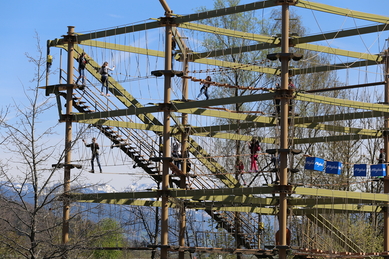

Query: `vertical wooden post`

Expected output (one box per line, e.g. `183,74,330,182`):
179,46,189,259
383,47,389,253
180,48,189,189
46,41,50,89
161,16,173,259
258,213,262,249
62,25,75,256
279,3,290,259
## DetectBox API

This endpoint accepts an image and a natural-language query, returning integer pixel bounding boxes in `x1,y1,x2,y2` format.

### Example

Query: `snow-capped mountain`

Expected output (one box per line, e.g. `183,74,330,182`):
0,181,156,204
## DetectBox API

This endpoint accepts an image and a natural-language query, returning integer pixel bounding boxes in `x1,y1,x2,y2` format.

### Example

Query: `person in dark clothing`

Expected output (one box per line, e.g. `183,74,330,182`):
75,52,88,85
271,153,280,169
172,140,181,169
288,78,296,113
378,148,386,164
197,76,212,100
274,79,296,114
288,78,295,90
83,137,102,173
274,83,281,114
171,37,177,69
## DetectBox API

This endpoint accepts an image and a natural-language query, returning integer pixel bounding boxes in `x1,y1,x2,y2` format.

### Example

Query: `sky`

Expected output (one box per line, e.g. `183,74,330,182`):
1,0,389,191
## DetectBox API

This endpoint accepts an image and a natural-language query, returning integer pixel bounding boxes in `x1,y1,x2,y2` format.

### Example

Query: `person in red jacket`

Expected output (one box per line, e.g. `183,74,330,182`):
248,139,261,172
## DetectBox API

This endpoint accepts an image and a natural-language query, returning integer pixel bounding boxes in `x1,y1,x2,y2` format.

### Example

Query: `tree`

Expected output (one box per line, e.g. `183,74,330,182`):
197,0,269,174
125,204,160,258
0,33,106,258
91,218,124,259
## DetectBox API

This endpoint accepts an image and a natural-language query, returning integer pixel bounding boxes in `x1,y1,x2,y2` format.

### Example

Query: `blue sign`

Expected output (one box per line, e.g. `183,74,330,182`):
371,164,386,177
305,157,325,172
325,161,342,175
353,164,367,177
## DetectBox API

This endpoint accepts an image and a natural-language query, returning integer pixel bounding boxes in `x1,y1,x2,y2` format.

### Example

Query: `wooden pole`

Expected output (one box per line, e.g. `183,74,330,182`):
161,16,173,259
62,25,75,256
279,3,290,259
157,2,188,258
383,47,389,254
179,46,189,259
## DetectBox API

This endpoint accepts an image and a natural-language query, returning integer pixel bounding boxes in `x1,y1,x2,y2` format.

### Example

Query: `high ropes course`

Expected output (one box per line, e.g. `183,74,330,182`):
43,0,389,258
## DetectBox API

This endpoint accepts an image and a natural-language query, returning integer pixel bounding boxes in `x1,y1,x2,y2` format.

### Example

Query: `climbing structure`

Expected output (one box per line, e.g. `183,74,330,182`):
44,0,389,258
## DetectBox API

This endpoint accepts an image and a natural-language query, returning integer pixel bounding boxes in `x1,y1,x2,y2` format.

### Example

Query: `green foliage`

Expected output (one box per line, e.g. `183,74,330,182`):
91,218,124,259
347,216,383,252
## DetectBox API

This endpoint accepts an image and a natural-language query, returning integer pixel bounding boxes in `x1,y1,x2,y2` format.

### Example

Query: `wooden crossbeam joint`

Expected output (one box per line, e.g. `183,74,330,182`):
52,163,82,169
148,244,171,249
157,189,171,198
274,89,295,99
274,185,295,194
61,34,77,44
150,157,173,162
382,129,389,137
159,103,177,112
57,193,67,202
275,245,290,249
183,125,193,135
275,0,298,5
159,16,177,27
267,52,303,61
151,70,183,77
267,148,302,155
59,114,74,123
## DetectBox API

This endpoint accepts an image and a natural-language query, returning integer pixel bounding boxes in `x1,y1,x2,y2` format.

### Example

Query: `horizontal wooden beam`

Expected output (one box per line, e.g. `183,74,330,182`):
296,92,389,114
297,0,389,24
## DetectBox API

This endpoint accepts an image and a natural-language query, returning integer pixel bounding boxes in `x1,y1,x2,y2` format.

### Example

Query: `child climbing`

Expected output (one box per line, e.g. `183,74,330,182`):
197,75,212,100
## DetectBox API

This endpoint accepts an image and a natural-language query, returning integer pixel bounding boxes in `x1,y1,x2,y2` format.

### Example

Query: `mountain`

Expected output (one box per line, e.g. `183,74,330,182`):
0,180,156,205
80,182,156,193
